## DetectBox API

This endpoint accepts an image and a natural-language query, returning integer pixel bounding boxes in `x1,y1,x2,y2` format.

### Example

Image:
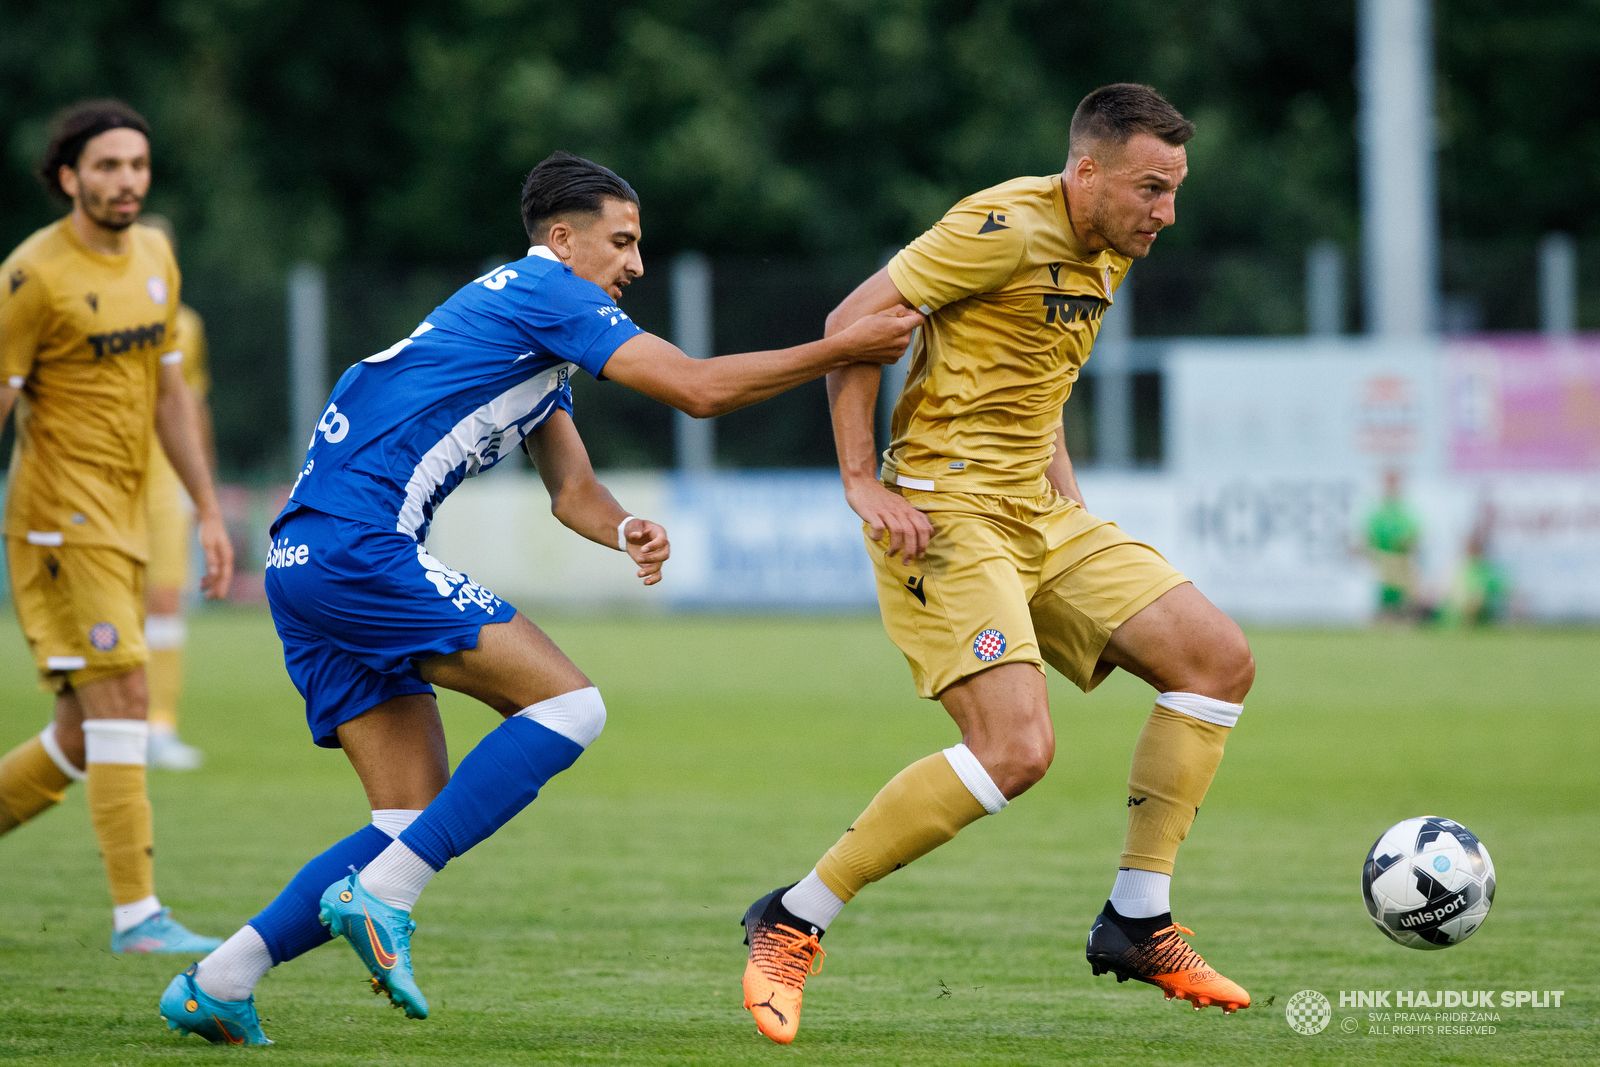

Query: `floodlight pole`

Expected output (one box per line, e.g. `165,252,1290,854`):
1094,281,1133,468
288,262,328,462
1539,233,1576,337
1306,240,1346,336
672,252,716,472
1358,0,1439,339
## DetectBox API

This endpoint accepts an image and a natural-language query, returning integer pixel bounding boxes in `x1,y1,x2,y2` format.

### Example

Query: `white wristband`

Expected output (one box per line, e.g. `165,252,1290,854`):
617,515,635,552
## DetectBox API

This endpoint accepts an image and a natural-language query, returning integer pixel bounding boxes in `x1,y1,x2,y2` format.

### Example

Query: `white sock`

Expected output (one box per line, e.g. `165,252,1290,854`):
196,925,273,1002
359,840,436,912
84,718,149,765
145,613,187,650
941,743,1009,813
370,808,422,839
1109,867,1172,919
781,869,846,932
113,894,163,933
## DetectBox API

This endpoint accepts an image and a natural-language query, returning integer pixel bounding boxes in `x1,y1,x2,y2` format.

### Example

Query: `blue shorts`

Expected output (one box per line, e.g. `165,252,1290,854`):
265,506,517,747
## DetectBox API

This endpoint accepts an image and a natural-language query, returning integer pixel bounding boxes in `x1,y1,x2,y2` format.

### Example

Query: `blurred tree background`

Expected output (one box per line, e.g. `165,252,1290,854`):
2,0,1596,475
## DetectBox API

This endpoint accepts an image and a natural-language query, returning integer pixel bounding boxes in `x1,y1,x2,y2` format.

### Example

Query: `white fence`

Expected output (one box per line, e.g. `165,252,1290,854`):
5,337,1593,623
423,465,1600,623
426,335,1600,622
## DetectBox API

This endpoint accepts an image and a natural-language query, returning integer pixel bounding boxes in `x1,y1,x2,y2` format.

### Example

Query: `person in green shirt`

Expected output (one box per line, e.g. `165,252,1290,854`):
1366,469,1421,619
1443,514,1511,627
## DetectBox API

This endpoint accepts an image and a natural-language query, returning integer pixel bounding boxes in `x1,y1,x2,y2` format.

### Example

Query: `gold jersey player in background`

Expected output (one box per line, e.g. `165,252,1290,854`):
138,214,215,772
740,85,1257,1044
0,100,233,952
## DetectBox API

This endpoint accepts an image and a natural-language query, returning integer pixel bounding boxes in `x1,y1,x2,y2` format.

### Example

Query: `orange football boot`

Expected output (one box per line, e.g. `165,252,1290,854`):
1086,909,1250,1013
741,887,826,1044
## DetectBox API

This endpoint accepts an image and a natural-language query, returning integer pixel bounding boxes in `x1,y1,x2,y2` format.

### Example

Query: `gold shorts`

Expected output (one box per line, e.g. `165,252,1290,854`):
6,537,147,693
869,488,1188,698
145,447,194,591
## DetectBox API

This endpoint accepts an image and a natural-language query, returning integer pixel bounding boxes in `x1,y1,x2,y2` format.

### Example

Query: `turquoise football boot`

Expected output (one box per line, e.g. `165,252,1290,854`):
159,964,272,1045
111,908,224,953
318,873,428,1019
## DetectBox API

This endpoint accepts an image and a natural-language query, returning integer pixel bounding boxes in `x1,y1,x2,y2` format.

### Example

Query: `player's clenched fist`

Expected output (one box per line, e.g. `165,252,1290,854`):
622,518,670,585
845,480,934,563
833,305,924,364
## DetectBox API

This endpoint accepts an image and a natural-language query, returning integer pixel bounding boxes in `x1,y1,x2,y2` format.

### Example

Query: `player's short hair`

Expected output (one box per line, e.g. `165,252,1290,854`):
520,151,639,240
1069,84,1194,160
37,99,152,203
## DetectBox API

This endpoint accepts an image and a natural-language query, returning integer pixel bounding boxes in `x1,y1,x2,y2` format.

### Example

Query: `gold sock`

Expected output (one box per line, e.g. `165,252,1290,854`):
1121,702,1232,875
83,719,157,905
86,761,156,906
0,734,74,835
815,752,991,902
146,649,182,734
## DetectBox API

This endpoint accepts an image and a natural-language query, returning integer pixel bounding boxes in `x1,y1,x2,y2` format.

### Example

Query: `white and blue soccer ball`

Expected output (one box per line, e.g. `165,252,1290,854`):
1361,816,1495,950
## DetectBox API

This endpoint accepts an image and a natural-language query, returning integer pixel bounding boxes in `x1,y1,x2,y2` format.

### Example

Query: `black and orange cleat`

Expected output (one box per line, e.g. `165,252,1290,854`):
740,886,825,1044
1086,902,1250,1013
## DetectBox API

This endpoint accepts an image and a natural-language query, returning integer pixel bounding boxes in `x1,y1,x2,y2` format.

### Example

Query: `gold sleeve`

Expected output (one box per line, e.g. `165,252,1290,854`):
0,261,49,386
887,197,1027,313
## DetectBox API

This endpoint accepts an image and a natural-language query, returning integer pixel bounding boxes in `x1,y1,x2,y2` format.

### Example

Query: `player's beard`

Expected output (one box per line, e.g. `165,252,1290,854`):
81,187,143,232
1086,193,1155,260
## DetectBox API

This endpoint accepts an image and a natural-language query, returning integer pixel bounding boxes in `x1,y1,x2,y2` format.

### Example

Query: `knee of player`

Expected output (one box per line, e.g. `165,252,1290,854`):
995,734,1054,797
1220,636,1256,702
1191,625,1254,704
1023,734,1056,783
519,685,607,750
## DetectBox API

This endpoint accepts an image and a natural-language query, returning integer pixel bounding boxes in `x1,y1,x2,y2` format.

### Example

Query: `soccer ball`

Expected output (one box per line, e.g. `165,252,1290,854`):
1361,816,1495,950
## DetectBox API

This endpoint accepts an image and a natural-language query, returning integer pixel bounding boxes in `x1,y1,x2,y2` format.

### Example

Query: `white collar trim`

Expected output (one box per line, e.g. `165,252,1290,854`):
528,245,561,262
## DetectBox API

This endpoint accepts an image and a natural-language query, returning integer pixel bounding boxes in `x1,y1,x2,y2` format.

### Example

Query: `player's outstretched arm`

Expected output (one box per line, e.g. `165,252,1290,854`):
153,361,233,599
599,304,923,419
824,268,933,562
527,410,669,585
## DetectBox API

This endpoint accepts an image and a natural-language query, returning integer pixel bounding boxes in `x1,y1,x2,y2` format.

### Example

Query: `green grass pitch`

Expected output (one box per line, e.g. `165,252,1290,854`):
0,610,1594,1065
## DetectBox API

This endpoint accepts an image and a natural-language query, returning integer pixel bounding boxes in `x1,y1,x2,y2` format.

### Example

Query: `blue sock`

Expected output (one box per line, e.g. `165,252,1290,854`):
399,717,583,870
248,823,391,964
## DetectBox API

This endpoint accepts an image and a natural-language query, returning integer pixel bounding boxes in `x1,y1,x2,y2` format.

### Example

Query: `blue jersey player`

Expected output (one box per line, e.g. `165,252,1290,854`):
159,152,923,1045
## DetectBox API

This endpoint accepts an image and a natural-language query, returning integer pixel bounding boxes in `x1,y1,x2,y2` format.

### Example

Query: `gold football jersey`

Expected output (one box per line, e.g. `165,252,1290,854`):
884,175,1130,496
2,218,182,560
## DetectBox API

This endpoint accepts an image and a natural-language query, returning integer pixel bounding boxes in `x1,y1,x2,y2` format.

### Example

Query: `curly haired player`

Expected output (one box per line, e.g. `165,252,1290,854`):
0,100,233,954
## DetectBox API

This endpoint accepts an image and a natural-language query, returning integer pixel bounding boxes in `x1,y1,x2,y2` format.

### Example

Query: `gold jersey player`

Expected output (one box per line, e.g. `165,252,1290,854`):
0,100,234,952
740,84,1255,1043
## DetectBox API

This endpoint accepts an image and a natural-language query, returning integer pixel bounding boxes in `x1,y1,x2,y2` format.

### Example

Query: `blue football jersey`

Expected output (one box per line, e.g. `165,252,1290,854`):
283,247,643,541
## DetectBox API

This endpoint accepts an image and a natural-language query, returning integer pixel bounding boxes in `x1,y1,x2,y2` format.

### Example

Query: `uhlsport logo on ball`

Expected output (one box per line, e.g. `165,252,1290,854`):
1361,816,1495,950
1286,989,1332,1035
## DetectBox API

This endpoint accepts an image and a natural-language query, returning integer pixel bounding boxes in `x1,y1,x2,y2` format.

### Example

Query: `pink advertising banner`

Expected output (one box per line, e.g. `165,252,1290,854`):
1447,335,1600,471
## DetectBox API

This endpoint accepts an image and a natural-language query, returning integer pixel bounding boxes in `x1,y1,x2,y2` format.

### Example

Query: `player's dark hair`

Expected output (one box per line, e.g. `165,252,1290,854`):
520,151,638,240
37,99,152,203
1069,84,1194,158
